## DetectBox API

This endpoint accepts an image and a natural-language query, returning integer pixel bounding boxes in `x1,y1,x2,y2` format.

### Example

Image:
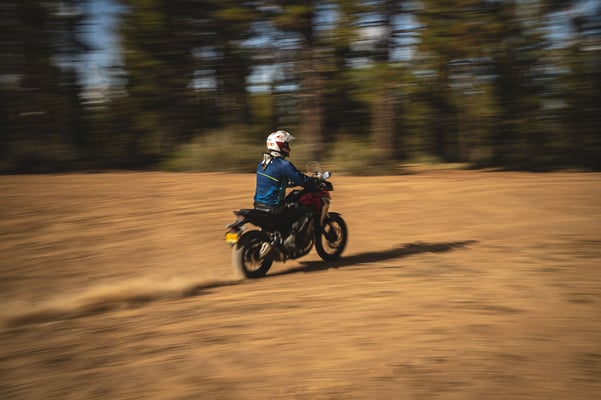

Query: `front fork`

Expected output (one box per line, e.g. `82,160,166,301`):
319,198,331,227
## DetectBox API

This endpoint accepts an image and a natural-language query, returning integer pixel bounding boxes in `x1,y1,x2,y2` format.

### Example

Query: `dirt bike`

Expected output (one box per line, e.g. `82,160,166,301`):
225,163,348,278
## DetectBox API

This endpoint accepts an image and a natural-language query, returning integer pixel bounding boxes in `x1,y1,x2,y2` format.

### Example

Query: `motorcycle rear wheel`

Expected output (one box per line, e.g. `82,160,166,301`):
233,230,273,279
315,212,348,261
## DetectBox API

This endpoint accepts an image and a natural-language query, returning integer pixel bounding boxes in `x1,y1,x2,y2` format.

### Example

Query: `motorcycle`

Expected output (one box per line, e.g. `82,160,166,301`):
225,163,348,278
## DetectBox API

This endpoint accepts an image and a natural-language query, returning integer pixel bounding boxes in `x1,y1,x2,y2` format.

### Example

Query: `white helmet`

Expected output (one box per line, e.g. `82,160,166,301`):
266,130,295,157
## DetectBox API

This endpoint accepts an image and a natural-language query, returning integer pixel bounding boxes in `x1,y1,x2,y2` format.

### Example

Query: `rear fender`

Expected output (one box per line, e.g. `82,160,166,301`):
230,209,276,231
236,229,269,250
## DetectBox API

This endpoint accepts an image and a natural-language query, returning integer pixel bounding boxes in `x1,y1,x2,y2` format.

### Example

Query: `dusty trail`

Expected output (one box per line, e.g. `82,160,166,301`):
0,171,600,399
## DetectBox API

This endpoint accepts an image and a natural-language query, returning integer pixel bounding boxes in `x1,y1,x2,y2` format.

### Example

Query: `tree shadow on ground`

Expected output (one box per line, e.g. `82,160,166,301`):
270,240,479,277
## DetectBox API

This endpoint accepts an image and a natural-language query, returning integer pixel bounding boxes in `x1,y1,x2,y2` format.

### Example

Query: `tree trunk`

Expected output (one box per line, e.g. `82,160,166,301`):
298,46,324,161
371,89,396,162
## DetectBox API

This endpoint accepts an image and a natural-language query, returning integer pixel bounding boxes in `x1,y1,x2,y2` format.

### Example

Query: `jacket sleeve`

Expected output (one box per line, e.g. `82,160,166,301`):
282,161,311,187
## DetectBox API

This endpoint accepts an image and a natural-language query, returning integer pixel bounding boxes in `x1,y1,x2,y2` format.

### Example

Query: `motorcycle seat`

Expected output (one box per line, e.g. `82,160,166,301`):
235,208,271,216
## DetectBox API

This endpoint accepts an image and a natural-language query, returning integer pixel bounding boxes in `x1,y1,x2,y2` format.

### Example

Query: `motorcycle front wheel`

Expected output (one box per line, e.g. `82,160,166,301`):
315,212,348,261
232,230,273,279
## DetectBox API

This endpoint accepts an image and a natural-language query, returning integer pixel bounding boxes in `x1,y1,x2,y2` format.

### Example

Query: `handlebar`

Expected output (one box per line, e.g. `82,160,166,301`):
287,171,333,190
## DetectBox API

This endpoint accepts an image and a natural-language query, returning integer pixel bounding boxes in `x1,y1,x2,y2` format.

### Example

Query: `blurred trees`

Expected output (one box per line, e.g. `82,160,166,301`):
1,0,89,170
1,0,599,172
268,0,325,160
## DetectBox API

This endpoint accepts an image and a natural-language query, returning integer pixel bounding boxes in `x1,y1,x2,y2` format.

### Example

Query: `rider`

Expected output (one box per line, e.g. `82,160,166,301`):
253,130,314,249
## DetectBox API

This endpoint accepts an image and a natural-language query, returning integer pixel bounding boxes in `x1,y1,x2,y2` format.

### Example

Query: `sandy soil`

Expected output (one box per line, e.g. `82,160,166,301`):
0,170,600,399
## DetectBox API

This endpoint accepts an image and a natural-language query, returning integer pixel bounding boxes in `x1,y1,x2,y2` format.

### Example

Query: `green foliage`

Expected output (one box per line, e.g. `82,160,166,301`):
160,127,265,172
161,131,398,176
324,136,381,175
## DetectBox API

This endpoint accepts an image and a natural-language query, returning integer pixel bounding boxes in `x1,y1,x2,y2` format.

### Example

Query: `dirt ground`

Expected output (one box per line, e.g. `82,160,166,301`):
0,170,600,399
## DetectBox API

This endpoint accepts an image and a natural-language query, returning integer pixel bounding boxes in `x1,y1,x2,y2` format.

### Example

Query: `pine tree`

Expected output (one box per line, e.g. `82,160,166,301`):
0,0,89,171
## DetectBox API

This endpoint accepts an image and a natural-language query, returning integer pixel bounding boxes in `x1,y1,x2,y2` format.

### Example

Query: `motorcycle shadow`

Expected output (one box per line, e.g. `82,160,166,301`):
270,240,478,277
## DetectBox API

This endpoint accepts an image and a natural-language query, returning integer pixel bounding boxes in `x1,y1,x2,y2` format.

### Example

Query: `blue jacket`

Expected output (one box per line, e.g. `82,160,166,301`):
254,155,309,206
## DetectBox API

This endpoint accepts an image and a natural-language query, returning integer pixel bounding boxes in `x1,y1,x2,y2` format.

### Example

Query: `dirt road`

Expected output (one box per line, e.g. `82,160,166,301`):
1,171,600,399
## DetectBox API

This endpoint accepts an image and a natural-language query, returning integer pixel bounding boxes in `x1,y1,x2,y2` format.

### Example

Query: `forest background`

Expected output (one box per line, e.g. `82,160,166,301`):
1,0,600,174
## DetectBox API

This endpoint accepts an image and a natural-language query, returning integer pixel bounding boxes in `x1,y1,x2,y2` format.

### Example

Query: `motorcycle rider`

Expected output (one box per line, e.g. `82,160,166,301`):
253,130,314,251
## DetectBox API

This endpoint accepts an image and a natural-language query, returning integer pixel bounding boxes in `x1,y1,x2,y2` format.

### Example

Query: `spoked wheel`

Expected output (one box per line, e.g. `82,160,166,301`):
315,212,348,261
232,230,273,279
